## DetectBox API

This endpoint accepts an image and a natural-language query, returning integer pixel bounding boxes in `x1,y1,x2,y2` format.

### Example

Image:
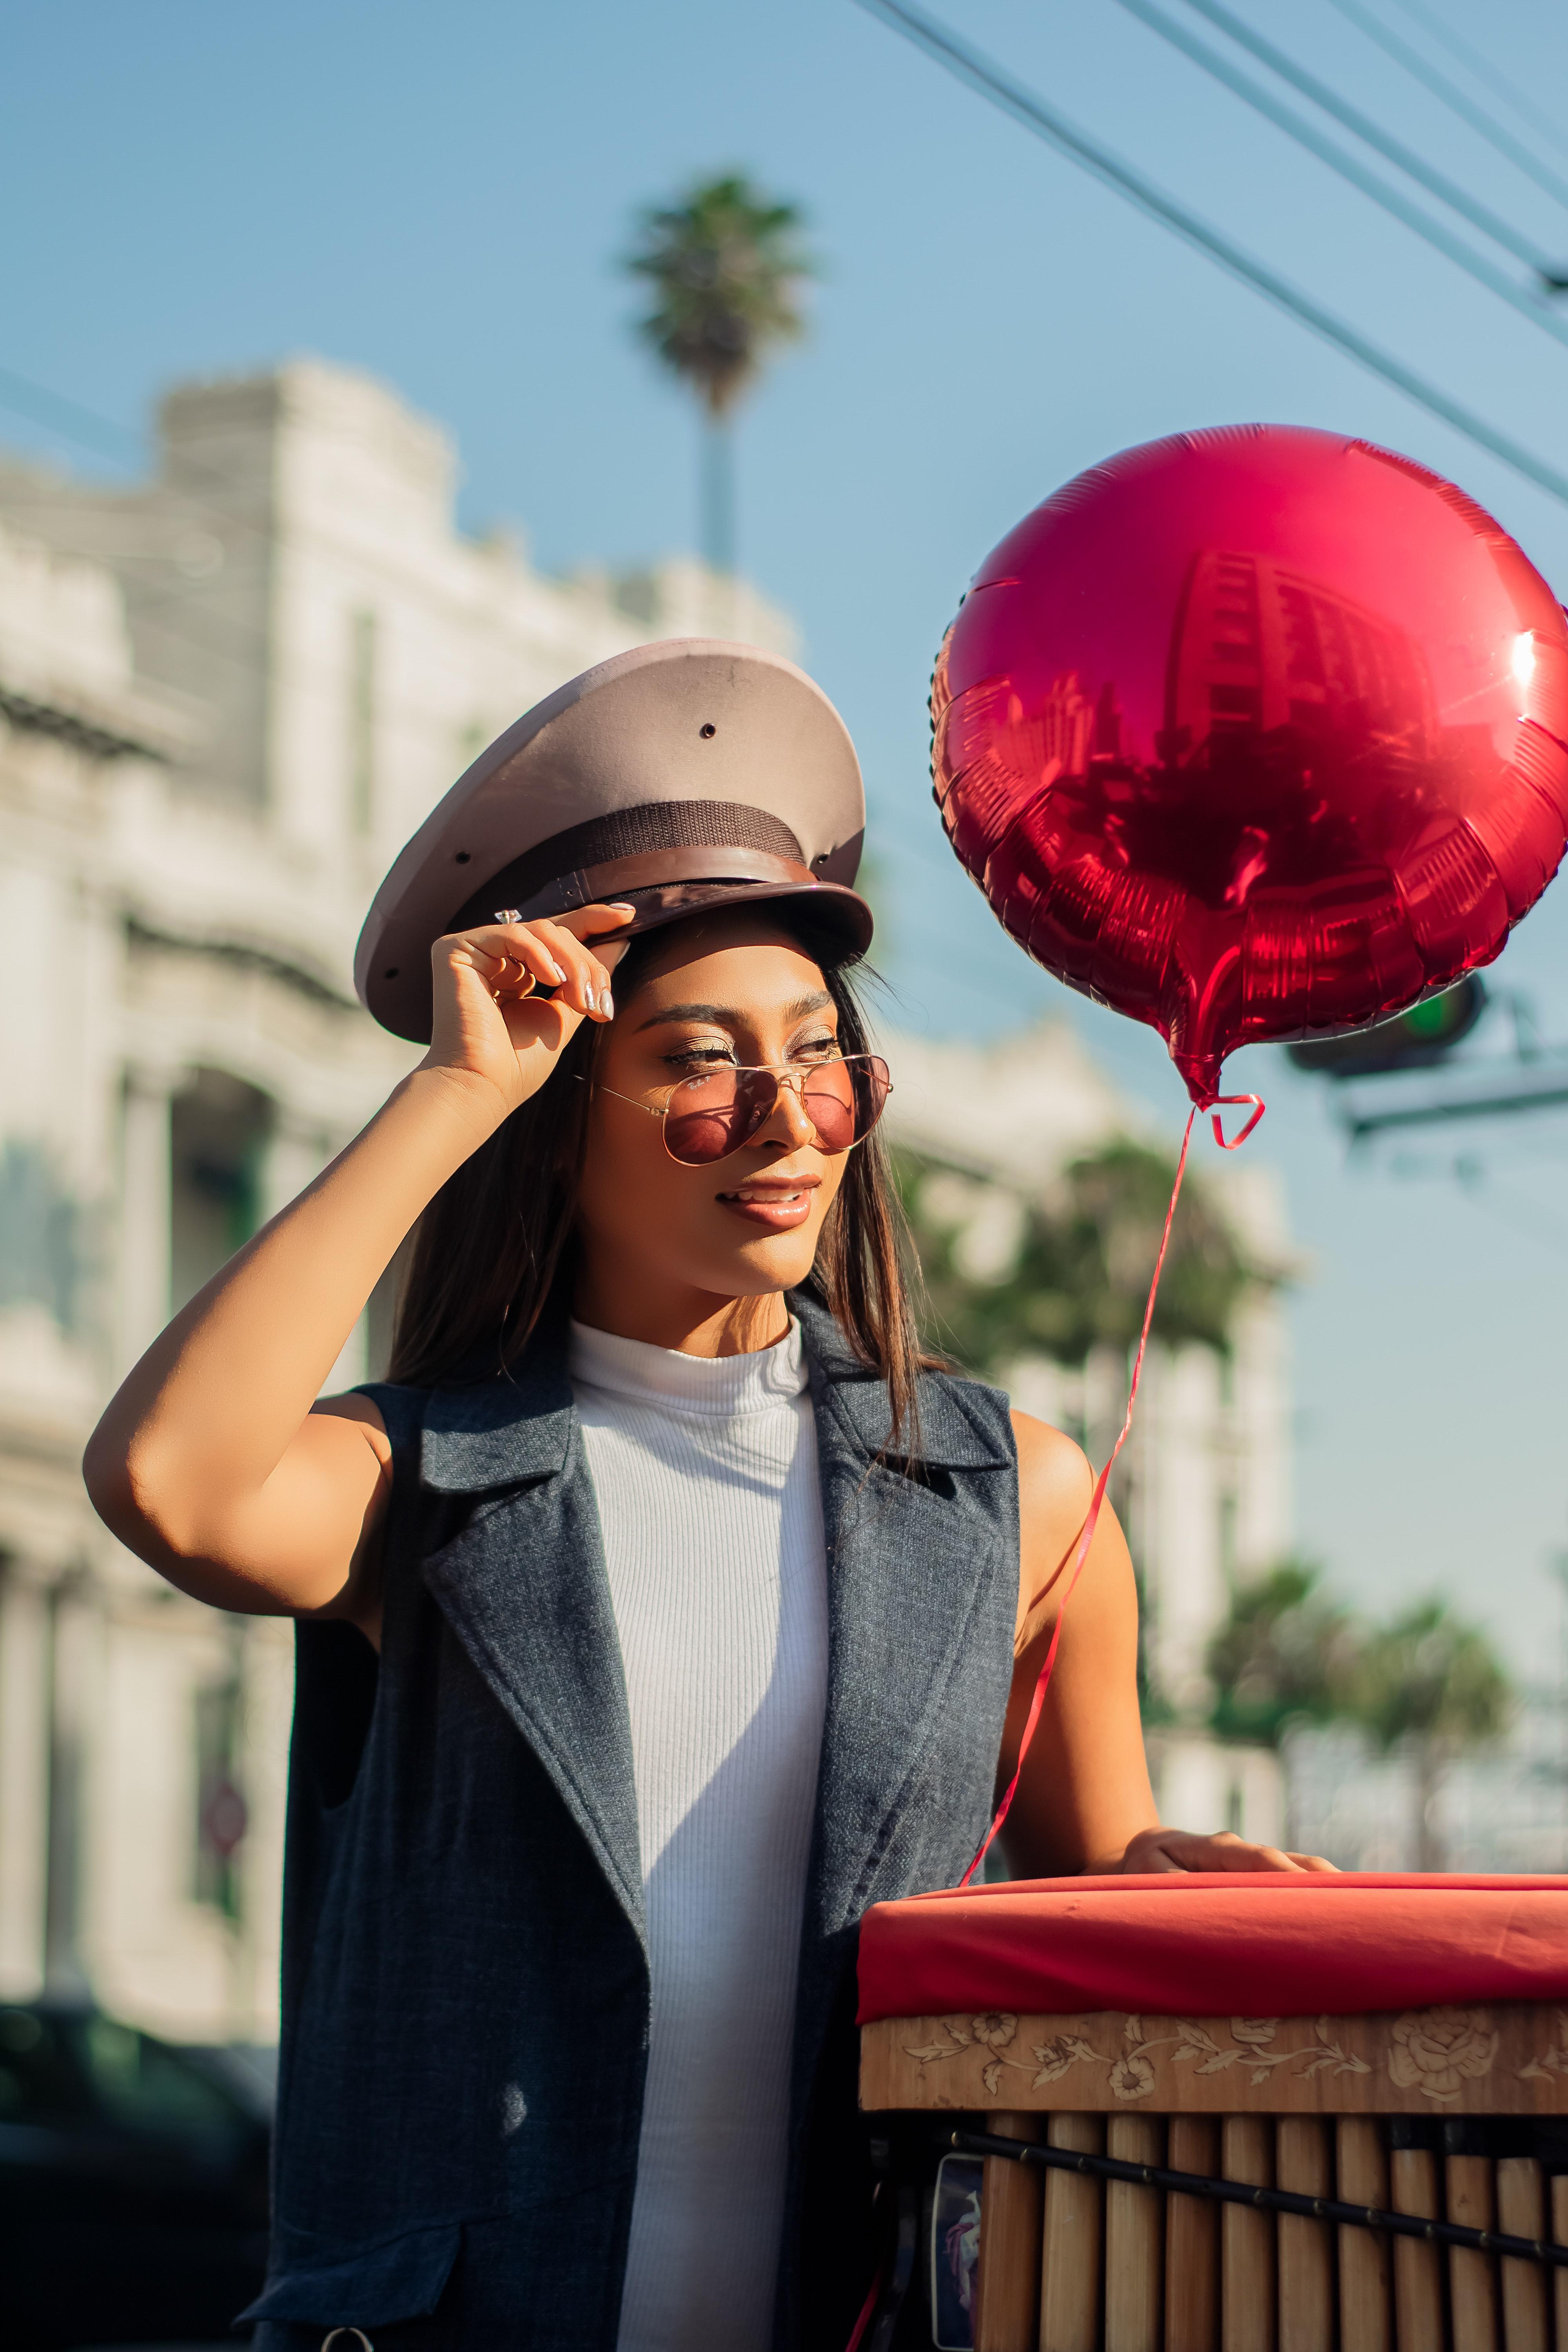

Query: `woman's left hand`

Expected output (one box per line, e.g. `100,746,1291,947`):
1111,1827,1338,1874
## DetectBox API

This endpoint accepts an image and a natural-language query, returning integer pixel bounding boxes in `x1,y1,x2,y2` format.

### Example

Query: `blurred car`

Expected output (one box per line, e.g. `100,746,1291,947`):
0,1999,270,2351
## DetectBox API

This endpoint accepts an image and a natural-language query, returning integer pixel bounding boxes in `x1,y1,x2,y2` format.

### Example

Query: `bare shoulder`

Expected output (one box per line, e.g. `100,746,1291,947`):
1011,1408,1093,1538
310,1390,393,1470
1011,1408,1096,1648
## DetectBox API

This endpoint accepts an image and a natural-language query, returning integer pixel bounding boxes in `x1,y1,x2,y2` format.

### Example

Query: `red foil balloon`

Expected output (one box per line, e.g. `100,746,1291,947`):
932,426,1568,1104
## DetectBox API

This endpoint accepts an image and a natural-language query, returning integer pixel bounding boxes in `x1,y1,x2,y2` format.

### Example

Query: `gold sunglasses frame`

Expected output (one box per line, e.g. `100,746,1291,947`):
576,1054,893,1167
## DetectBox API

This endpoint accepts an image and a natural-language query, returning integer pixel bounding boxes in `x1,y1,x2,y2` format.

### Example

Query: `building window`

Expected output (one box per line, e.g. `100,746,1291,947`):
193,1669,246,1920
349,609,377,837
169,1071,272,1317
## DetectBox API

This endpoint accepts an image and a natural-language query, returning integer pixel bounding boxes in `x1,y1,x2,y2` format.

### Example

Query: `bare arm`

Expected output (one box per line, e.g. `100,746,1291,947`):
83,906,634,1642
998,1411,1333,1877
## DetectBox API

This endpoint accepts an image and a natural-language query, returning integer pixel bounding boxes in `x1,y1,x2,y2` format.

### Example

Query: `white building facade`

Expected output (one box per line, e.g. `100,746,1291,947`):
0,359,793,2041
883,1024,1297,1846
0,354,1297,2044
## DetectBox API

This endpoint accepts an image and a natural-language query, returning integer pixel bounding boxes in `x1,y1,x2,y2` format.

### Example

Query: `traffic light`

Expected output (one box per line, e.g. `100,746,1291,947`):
1286,975,1486,1079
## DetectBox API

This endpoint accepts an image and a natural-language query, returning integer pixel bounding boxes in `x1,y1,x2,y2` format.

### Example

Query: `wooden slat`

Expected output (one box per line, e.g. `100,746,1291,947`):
1221,2115,1276,2352
1039,2111,1103,2352
975,2109,1044,2352
1276,2117,1334,2352
1494,2157,1548,2352
1105,2114,1164,2352
860,2004,1568,2117
1336,2117,1393,2352
1389,2143,1445,2352
1550,2173,1568,2352
1166,2115,1221,2352
1457,2154,1504,2352
1445,2147,1499,2352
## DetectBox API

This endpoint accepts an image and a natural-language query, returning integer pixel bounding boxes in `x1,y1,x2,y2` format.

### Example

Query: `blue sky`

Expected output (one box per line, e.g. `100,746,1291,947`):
7,0,1568,1677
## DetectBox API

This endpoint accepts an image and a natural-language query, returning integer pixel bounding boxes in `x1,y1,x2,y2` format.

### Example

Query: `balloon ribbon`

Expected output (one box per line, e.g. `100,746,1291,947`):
957,1091,1263,1886
843,2267,882,2352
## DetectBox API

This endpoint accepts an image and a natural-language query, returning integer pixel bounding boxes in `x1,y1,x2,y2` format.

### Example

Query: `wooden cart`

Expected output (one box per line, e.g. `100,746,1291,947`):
855,1878,1568,2352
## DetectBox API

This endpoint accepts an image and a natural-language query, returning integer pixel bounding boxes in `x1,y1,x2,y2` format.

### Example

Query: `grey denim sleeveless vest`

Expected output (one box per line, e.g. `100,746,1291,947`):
242,1291,1018,2352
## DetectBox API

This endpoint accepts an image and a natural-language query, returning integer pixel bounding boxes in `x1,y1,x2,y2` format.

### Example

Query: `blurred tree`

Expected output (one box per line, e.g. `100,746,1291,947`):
1207,1576,1512,1865
899,1139,1262,1377
1346,1599,1512,1870
1205,1561,1359,1747
624,172,815,575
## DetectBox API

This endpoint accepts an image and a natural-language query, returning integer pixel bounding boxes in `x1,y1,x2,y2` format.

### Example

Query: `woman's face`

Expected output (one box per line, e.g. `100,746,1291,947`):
574,913,853,1310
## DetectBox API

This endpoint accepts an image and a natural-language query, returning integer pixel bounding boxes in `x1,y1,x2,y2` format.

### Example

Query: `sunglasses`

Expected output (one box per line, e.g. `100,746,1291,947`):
585,1053,893,1167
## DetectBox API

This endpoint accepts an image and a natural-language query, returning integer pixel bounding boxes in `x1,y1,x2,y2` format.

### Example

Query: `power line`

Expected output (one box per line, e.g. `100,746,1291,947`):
1113,0,1568,354
1383,0,1568,170
0,356,726,666
1176,0,1568,288
0,365,143,463
850,0,1568,508
1453,1160,1568,1256
1321,0,1568,217
0,365,590,751
0,499,493,759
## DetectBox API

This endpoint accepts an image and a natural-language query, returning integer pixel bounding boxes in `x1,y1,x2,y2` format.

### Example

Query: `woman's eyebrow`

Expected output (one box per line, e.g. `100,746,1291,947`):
634,990,833,1033
633,1001,737,1032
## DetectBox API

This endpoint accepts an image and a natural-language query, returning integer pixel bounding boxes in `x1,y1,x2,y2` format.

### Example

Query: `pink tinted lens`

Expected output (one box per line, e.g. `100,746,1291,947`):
661,1057,891,1165
662,1067,777,1164
839,1055,892,1147
799,1060,857,1151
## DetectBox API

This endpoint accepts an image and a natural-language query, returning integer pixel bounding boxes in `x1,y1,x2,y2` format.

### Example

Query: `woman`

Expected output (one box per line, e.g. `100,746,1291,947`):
86,642,1323,2352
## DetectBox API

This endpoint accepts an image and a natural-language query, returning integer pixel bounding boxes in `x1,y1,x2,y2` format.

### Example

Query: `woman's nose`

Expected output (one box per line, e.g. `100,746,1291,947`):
759,1073,817,1150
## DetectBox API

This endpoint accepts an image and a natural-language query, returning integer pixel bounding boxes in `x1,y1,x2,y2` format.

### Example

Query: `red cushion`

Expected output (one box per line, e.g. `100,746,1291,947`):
856,1874,1568,2024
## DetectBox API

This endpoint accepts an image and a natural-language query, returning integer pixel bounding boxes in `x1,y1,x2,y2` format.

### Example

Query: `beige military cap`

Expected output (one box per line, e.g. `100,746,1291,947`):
356,638,873,1042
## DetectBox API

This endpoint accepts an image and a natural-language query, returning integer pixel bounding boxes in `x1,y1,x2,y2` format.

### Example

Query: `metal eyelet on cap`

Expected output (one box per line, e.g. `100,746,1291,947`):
320,2331,374,2352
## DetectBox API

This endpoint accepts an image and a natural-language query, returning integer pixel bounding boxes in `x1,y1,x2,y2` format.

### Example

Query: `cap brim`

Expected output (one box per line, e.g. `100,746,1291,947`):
369,876,873,1044
605,875,873,952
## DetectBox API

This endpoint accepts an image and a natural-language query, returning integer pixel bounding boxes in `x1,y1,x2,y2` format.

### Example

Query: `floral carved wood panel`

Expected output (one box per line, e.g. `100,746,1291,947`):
859,2005,1568,2118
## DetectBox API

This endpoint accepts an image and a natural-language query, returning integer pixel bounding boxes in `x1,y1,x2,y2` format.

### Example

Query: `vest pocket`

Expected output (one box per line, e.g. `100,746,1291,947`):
237,2216,461,2328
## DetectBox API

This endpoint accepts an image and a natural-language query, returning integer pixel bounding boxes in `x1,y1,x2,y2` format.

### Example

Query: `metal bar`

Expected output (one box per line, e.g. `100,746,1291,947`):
1341,1078,1568,1137
948,2129,1568,2270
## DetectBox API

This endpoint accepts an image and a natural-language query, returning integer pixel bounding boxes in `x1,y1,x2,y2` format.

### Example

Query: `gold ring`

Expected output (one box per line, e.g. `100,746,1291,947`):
492,955,537,1001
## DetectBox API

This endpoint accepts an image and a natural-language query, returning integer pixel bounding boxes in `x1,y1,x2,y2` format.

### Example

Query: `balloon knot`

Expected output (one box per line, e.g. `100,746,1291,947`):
1202,1092,1266,1149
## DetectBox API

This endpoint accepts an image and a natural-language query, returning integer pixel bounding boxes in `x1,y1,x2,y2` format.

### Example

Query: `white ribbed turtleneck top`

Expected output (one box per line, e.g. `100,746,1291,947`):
568,1318,830,2352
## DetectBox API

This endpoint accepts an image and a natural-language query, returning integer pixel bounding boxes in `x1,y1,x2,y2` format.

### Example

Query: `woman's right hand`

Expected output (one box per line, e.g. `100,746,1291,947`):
83,897,642,1622
423,902,639,1114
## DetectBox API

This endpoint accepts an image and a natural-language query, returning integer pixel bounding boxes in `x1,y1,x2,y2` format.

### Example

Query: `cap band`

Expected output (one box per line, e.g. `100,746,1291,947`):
454,844,816,931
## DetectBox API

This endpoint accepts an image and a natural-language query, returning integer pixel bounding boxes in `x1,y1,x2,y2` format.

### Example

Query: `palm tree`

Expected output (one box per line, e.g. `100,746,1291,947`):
1205,1561,1359,1748
624,172,815,579
1207,1578,1511,1866
897,1138,1265,1377
1346,1599,1511,1870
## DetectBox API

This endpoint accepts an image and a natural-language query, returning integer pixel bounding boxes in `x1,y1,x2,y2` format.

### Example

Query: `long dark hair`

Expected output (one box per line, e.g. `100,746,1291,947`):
389,907,938,1439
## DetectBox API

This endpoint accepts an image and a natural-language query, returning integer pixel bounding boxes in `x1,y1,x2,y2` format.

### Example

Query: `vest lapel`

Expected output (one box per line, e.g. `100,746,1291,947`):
415,1327,645,1945
406,1303,1013,1997
791,1292,1015,1946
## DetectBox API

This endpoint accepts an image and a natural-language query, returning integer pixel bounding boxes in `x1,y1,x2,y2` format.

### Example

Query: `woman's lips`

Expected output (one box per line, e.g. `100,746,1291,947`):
716,1177,819,1232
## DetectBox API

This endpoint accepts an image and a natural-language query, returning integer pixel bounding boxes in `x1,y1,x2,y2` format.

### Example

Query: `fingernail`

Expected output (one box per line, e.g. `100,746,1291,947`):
607,902,637,914
543,957,564,984
598,989,615,1020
